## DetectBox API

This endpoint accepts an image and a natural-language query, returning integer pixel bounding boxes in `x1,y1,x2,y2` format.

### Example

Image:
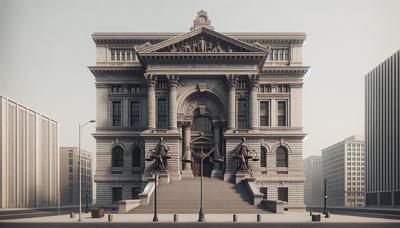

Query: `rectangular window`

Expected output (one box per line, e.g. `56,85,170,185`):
260,187,268,199
278,187,288,202
260,84,271,93
237,81,247,89
130,101,141,127
132,187,141,199
157,97,168,129
112,101,122,126
277,84,290,93
157,81,168,89
112,187,123,203
277,101,287,126
260,101,270,126
129,84,141,93
237,97,247,129
110,85,122,93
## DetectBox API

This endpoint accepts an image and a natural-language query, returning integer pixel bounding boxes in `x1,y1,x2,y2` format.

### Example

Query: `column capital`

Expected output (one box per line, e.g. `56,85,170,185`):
166,75,180,88
226,74,238,88
248,74,260,88
144,73,157,88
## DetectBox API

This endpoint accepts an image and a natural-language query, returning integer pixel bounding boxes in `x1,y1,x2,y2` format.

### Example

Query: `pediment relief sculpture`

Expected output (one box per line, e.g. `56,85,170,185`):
156,34,249,53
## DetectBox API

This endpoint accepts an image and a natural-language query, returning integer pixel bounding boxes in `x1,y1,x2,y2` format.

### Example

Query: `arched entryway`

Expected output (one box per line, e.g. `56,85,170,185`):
179,90,225,178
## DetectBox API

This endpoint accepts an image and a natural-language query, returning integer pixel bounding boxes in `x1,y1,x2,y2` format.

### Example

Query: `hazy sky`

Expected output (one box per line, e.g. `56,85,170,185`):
1,0,399,158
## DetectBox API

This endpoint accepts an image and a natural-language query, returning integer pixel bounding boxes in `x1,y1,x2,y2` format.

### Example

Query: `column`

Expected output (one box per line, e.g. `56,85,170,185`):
249,74,260,130
145,73,157,129
167,75,179,130
182,122,193,177
226,74,238,130
212,122,222,177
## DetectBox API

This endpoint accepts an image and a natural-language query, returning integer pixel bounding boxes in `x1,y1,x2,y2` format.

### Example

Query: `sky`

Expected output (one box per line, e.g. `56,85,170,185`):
1,0,399,158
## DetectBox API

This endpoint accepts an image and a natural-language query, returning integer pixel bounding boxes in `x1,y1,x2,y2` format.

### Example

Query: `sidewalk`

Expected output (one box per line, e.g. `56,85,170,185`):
1,212,399,223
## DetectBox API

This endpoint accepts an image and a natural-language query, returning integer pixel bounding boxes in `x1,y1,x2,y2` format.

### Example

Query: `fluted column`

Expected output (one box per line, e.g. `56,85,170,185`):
212,122,222,177
249,74,260,130
145,73,157,130
183,123,192,171
226,74,238,130
167,75,179,130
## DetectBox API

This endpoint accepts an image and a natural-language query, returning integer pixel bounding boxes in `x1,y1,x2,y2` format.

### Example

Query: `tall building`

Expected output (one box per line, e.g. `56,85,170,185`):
321,135,365,207
304,156,322,207
0,96,59,208
90,10,308,209
60,147,93,206
365,50,400,207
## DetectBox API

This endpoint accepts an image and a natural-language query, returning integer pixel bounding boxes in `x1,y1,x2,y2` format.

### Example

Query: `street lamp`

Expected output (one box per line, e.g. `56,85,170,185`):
145,150,161,222
78,120,95,222
323,177,327,214
181,145,223,223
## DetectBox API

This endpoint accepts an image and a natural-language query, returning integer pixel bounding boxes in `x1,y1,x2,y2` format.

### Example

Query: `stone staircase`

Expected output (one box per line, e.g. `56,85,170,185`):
130,177,270,213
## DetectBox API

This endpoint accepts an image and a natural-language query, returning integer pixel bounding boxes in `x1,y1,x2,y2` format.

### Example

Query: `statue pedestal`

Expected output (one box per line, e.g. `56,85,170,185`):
158,173,170,184
235,172,251,184
211,169,223,179
181,169,193,178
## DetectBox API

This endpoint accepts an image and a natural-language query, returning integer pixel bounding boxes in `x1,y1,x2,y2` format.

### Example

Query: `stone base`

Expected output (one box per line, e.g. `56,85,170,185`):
159,173,170,184
181,169,193,178
235,172,251,184
211,169,223,179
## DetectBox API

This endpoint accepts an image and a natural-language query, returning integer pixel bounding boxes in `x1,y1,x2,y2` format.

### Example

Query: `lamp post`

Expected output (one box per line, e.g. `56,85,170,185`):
153,169,158,222
78,120,96,222
145,150,160,222
198,146,205,222
323,177,327,214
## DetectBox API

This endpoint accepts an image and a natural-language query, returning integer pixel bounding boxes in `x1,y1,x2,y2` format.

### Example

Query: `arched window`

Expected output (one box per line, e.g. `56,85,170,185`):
276,146,288,167
132,146,141,168
112,146,124,167
260,147,267,168
192,116,212,132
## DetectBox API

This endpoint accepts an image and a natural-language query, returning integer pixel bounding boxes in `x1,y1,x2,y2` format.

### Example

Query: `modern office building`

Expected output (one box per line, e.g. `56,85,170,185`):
304,156,322,207
90,10,308,210
0,96,59,208
60,147,93,206
321,135,365,207
365,50,400,207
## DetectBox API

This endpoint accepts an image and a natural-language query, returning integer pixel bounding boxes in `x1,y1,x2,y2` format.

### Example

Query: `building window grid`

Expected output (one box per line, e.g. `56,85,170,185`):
112,100,122,126
130,100,141,127
157,97,168,129
259,100,270,126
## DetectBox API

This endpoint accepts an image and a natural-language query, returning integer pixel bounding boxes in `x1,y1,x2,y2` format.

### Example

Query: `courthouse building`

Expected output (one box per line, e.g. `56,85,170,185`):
321,135,365,207
365,50,400,207
0,96,59,208
90,11,308,209
60,147,93,206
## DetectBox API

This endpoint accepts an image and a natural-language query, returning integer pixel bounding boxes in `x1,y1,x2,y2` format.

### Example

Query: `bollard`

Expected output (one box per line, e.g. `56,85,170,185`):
108,214,113,222
257,214,261,222
309,210,312,216
174,214,178,222
311,214,321,222
325,211,330,218
233,214,237,222
70,212,75,218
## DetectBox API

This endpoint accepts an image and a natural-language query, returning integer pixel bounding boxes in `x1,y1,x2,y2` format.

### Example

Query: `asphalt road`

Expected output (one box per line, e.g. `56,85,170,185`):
1,223,400,228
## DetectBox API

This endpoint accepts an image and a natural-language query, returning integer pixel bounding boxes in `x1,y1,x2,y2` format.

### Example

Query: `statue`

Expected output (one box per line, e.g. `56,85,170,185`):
216,42,224,52
207,41,213,52
199,36,206,52
235,137,252,171
148,137,171,171
184,42,191,52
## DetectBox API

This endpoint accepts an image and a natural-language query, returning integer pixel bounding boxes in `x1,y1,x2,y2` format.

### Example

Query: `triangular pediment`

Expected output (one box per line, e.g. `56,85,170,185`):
136,27,269,54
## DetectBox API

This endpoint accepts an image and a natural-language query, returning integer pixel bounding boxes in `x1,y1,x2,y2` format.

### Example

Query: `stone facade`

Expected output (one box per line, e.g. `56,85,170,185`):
90,11,308,209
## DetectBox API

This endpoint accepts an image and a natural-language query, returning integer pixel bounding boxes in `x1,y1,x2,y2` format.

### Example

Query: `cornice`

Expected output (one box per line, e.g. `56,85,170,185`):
88,65,143,76
92,32,306,45
262,66,310,77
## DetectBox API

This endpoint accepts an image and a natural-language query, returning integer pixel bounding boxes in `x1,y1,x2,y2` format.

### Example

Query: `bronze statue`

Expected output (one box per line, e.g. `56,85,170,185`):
235,137,252,171
151,137,171,171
